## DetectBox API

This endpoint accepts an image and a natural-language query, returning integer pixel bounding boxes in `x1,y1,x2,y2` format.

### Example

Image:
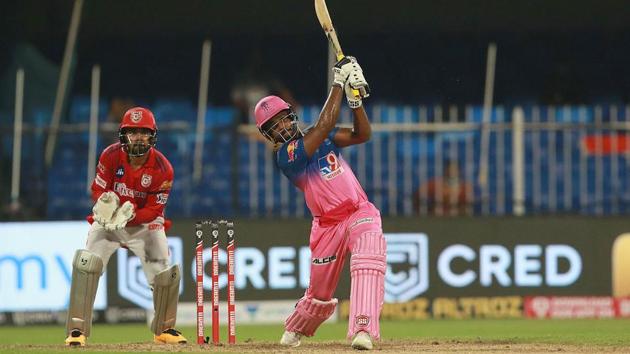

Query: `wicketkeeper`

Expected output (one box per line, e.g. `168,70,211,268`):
255,56,385,350
64,107,187,346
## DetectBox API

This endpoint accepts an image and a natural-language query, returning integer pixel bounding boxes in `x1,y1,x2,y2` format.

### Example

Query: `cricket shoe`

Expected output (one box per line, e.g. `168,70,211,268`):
280,331,302,347
351,331,373,350
154,328,187,344
65,329,86,346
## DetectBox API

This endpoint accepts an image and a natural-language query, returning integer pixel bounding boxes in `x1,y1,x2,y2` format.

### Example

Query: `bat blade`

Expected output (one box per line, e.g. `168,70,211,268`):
314,0,344,60
314,0,362,99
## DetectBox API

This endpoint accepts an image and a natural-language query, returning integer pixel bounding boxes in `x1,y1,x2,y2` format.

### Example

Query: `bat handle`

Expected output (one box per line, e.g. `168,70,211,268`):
335,54,362,100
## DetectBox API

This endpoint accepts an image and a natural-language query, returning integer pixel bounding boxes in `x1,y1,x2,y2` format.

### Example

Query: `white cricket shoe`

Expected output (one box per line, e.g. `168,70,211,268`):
280,331,302,347
351,331,373,350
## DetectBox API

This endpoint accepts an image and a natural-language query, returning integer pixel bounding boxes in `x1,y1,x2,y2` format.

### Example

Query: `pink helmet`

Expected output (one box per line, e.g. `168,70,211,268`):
254,95,291,129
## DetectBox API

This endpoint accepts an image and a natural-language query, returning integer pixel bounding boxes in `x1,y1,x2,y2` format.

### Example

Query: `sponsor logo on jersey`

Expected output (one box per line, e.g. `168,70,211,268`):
318,151,344,180
312,255,337,265
287,140,298,162
114,182,147,199
97,162,106,173
94,174,107,189
156,193,169,205
355,315,370,327
159,180,173,190
141,174,152,188
116,166,124,178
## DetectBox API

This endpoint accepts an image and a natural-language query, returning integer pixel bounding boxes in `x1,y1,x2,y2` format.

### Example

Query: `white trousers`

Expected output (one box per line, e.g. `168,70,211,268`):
85,217,170,286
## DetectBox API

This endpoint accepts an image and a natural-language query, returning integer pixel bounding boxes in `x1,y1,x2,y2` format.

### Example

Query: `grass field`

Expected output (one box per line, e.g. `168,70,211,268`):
2,319,630,353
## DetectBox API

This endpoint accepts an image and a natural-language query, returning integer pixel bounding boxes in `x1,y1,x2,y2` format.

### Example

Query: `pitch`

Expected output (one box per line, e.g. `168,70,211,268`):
2,319,630,353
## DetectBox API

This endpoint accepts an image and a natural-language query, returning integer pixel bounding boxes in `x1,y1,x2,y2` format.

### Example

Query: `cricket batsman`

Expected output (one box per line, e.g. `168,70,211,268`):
254,56,385,350
64,107,187,346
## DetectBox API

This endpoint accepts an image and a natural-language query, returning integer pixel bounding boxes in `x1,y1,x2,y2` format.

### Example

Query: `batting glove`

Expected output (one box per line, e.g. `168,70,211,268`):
104,201,135,231
93,191,119,226
332,56,362,87
345,69,370,108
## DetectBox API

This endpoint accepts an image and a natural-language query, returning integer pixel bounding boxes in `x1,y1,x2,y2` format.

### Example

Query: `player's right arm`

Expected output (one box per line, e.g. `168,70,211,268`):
332,105,371,147
90,146,117,202
302,57,360,157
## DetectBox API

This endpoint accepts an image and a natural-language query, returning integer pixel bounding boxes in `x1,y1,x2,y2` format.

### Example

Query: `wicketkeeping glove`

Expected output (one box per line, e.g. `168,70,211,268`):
104,201,135,231
332,56,362,87
345,69,370,108
93,191,119,226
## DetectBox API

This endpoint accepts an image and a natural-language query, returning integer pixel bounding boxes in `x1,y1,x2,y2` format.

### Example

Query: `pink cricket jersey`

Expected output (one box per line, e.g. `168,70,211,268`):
276,128,368,218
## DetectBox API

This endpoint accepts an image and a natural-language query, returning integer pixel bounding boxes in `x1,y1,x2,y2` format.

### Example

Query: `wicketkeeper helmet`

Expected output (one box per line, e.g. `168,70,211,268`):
118,107,158,157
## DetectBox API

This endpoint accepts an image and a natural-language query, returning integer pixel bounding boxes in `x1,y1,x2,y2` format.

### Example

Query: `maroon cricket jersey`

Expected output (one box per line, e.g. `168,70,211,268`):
89,143,174,227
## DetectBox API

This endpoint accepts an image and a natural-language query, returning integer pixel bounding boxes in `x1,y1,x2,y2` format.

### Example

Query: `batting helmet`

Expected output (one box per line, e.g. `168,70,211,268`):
254,96,302,144
254,95,291,129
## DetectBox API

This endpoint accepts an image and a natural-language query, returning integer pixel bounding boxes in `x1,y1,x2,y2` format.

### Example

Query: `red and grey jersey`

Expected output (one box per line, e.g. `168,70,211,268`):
90,143,174,226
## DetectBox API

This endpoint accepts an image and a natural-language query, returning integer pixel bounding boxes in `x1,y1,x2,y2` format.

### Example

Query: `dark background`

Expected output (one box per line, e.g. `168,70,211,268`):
1,0,629,106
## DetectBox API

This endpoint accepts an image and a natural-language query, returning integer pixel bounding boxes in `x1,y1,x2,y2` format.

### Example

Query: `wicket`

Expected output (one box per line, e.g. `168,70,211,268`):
195,219,236,345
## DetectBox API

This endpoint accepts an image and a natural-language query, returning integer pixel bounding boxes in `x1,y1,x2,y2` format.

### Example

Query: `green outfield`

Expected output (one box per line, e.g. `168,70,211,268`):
2,319,630,353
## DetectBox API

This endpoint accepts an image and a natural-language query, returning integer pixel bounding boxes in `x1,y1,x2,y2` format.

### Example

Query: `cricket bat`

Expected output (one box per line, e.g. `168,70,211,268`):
314,0,360,97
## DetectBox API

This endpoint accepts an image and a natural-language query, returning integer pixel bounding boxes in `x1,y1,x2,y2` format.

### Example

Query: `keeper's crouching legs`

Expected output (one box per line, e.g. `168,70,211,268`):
65,250,103,346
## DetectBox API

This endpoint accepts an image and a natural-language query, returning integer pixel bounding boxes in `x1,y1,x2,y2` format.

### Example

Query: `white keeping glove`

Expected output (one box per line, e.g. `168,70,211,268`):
104,201,136,231
345,69,370,108
93,191,120,225
332,56,362,87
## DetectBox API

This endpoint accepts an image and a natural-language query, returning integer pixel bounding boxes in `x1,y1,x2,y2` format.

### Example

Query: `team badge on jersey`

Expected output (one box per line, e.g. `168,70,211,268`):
116,166,124,178
286,140,298,162
318,151,344,180
141,174,152,187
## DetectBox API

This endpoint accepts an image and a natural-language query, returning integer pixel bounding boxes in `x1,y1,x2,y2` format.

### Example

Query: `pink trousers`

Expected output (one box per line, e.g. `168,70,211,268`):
285,200,386,340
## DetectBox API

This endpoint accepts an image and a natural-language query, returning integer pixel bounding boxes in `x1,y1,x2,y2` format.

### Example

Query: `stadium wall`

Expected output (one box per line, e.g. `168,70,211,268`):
1,217,629,324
